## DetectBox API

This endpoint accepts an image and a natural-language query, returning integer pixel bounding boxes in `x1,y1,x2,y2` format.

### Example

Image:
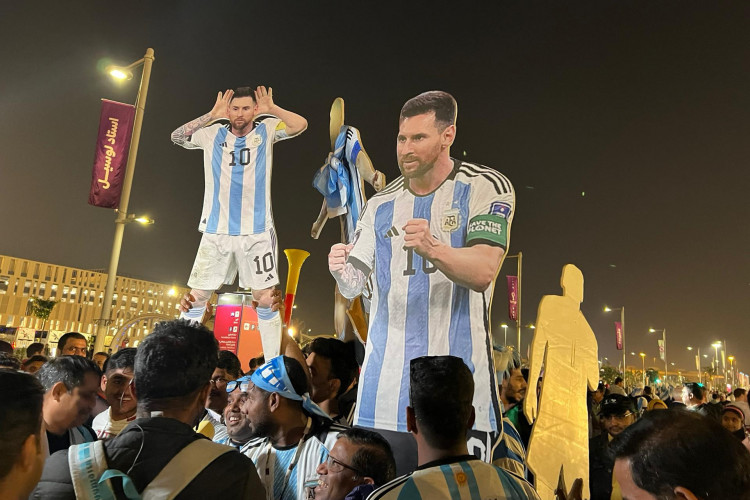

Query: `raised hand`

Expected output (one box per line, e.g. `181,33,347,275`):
209,89,233,120
254,86,274,114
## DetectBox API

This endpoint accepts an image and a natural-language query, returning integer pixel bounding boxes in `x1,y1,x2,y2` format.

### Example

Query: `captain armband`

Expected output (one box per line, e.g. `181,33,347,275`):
466,214,509,248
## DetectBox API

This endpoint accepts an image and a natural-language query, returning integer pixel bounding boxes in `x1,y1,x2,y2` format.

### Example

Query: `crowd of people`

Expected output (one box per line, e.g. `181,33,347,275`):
3,325,750,499
2,88,750,499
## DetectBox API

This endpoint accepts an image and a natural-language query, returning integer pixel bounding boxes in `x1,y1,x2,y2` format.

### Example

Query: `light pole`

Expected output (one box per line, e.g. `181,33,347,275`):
688,346,702,385
639,352,646,387
728,356,736,388
94,48,155,354
501,323,509,346
604,306,626,379
649,328,667,386
712,342,722,388
503,252,523,350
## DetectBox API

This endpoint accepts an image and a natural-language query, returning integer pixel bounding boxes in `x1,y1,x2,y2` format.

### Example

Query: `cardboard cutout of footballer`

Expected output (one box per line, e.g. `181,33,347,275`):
171,86,307,357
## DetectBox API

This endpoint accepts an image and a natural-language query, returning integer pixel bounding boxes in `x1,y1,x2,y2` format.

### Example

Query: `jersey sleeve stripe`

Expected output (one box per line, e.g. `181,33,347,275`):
459,164,513,194
253,124,269,233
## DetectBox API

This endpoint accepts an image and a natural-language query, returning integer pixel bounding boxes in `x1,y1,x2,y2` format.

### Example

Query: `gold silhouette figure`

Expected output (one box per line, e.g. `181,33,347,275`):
524,264,599,500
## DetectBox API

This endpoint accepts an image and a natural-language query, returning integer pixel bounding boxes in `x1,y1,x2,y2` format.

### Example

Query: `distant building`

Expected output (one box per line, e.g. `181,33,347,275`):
0,254,189,352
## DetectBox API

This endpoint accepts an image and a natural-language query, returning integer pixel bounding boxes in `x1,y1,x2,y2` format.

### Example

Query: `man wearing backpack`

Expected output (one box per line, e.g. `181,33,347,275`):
32,320,263,499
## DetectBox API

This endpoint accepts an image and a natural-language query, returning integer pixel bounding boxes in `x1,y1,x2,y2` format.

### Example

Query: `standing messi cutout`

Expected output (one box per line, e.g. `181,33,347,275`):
328,91,515,473
524,264,599,500
312,97,386,342
171,86,307,356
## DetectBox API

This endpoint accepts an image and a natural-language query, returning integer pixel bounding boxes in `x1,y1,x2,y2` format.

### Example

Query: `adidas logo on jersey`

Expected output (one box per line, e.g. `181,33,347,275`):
384,226,400,238
264,274,275,282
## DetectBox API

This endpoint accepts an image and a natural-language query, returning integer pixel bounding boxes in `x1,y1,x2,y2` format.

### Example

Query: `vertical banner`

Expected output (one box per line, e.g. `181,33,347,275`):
89,99,136,208
615,321,623,350
658,339,665,361
506,275,518,321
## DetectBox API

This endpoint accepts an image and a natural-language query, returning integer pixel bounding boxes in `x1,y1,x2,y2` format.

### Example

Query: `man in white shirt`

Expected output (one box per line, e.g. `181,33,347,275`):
92,348,136,439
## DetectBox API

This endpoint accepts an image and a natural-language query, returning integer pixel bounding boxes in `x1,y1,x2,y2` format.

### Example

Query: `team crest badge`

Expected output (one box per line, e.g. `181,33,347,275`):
250,135,263,147
441,209,460,232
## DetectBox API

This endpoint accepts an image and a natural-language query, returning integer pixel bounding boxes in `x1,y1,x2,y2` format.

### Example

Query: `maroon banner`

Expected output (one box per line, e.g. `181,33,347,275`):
507,275,518,321
88,99,135,208
615,321,623,350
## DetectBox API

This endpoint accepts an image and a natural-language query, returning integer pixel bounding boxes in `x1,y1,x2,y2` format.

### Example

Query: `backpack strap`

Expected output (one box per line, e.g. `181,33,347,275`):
141,438,234,500
69,441,116,500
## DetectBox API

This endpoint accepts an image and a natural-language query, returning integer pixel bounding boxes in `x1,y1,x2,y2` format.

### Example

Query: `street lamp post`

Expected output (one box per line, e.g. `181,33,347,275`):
93,48,155,354
501,323,508,347
604,306,626,379
728,356,736,388
639,352,646,387
649,327,667,386
712,342,722,389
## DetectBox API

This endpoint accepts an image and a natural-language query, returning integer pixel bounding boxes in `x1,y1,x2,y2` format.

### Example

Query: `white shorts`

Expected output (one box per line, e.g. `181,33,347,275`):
187,230,279,291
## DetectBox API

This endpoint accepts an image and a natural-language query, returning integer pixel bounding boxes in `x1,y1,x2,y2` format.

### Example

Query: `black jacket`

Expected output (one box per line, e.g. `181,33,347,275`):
589,433,614,500
32,416,263,499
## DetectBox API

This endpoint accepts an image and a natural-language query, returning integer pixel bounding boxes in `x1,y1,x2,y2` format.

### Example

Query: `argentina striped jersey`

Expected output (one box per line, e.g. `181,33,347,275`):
368,458,540,500
348,159,515,433
182,116,294,235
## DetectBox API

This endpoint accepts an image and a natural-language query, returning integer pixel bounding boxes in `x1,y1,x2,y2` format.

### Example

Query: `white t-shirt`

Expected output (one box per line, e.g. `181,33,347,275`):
91,408,136,439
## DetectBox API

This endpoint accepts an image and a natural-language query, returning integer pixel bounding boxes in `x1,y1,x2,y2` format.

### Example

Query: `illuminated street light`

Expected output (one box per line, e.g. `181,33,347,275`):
639,352,646,387
167,287,177,297
501,323,508,346
106,67,133,80
94,48,156,354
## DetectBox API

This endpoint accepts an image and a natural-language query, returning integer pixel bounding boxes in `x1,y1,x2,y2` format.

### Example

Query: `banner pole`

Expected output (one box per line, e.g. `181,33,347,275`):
516,252,522,352
94,48,155,354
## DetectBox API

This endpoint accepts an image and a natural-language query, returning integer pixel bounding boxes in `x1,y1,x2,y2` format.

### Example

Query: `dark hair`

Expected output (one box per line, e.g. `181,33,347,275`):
338,428,396,486
0,371,44,479
643,386,652,396
0,353,20,370
57,332,86,353
685,382,703,401
734,388,747,398
0,340,12,355
134,320,218,410
22,355,47,368
400,91,457,131
232,86,256,103
409,356,474,449
26,342,45,357
104,348,136,375
614,377,624,385
611,410,750,499
218,350,243,379
37,356,101,391
309,338,357,397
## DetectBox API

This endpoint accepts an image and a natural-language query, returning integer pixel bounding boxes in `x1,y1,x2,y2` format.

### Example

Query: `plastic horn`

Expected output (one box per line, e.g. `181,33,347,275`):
284,249,310,326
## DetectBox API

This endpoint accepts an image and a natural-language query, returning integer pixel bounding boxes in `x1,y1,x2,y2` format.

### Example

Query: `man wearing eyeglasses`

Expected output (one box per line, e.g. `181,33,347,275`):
589,394,636,500
314,428,396,500
200,350,242,443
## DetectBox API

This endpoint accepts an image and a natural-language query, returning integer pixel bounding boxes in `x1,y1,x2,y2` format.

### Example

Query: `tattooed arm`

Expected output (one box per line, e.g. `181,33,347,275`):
170,89,234,146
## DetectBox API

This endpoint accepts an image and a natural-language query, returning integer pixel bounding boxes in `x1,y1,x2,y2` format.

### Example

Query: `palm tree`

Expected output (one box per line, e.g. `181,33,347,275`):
29,297,57,331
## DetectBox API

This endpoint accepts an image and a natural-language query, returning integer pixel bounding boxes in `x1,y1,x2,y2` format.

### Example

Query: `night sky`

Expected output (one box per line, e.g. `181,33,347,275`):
2,1,748,375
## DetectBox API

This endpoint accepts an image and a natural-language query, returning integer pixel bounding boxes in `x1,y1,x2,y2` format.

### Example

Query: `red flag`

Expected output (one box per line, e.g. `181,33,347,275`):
507,276,518,321
88,99,135,208
615,321,623,350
